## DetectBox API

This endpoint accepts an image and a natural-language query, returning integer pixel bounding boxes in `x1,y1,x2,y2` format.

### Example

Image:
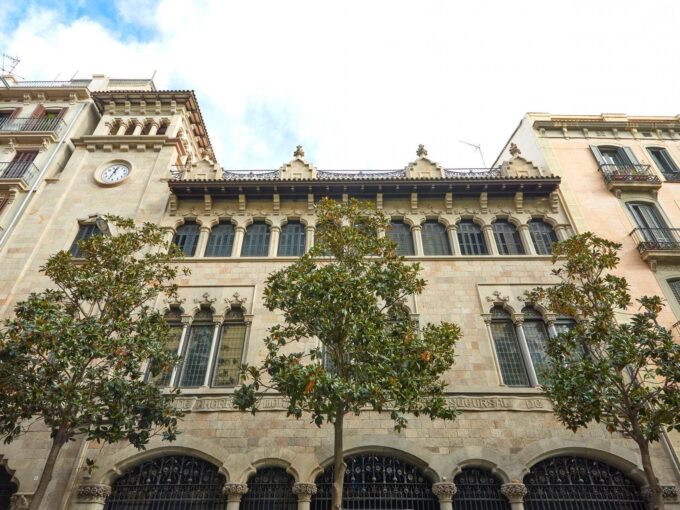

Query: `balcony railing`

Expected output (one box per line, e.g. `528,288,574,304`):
0,117,66,135
170,165,187,179
630,228,680,253
0,161,40,187
598,164,659,184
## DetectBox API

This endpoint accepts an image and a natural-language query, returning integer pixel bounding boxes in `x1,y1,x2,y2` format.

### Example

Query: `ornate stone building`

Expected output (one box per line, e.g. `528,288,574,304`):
0,78,678,509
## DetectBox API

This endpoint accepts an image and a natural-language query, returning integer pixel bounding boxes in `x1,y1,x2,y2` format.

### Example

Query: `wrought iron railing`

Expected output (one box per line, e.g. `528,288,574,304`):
0,117,66,134
0,161,40,186
630,227,680,252
219,167,503,181
8,80,80,88
444,167,501,178
662,172,680,183
598,163,659,184
222,169,280,180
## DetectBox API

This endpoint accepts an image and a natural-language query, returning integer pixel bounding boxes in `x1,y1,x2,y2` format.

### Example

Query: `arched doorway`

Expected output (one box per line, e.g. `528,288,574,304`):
104,455,227,510
241,467,297,510
0,463,17,510
311,453,438,510
523,456,645,510
453,467,509,510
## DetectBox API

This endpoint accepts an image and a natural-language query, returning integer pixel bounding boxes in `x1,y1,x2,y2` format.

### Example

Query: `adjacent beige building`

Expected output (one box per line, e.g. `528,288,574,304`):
0,79,678,510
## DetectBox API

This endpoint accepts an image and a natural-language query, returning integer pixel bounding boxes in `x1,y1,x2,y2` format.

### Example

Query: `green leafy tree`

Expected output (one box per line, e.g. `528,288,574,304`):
528,233,680,510
0,216,188,510
234,198,461,510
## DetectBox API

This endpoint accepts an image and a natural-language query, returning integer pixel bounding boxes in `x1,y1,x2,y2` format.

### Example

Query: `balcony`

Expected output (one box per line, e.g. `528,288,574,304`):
0,161,40,189
630,227,680,269
0,117,66,139
598,164,661,196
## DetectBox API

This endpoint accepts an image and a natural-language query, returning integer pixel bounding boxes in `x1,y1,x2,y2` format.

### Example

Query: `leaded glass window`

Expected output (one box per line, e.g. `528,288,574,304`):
69,223,104,257
522,306,549,385
212,308,247,386
178,308,214,388
205,222,235,257
457,221,487,255
241,468,297,510
492,220,525,255
242,222,270,256
528,220,558,255
421,221,451,255
389,220,415,256
173,222,200,256
278,221,306,256
489,307,529,387
454,467,509,508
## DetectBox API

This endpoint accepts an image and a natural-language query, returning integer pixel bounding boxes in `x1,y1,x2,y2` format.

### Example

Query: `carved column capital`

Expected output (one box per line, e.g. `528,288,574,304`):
292,482,317,502
76,484,112,503
223,482,248,502
431,482,457,502
501,482,527,503
662,485,679,501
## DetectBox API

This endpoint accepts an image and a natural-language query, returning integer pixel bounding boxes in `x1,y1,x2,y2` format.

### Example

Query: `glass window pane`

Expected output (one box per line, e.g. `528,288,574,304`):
205,223,235,257
490,308,529,387
173,223,200,256
69,224,102,257
212,324,247,386
150,325,183,386
668,280,680,305
492,221,524,255
523,321,549,385
389,221,414,256
421,221,451,255
241,222,270,256
457,221,487,255
528,220,558,255
179,325,214,387
278,221,306,256
650,148,679,175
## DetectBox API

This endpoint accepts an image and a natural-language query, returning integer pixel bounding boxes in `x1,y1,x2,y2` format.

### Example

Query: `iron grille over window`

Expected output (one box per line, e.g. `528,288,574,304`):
241,468,297,510
492,221,525,255
104,455,227,510
278,221,306,256
205,223,235,257
523,456,645,509
453,467,509,509
69,223,104,257
489,307,529,387
421,221,451,255
173,222,200,256
389,220,415,256
457,221,488,255
311,454,438,510
242,222,270,256
521,306,549,385
528,220,557,255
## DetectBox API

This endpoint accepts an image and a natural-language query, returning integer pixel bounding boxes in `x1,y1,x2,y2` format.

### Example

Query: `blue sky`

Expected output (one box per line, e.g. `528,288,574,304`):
2,0,680,169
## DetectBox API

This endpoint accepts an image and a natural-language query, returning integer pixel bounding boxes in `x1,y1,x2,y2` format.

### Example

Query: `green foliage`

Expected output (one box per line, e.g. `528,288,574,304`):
0,216,188,448
234,198,461,431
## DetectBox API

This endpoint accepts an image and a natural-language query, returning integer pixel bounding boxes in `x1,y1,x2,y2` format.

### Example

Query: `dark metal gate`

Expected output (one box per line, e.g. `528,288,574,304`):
311,454,438,510
523,456,646,510
241,467,297,510
104,455,227,510
453,468,510,510
0,464,16,510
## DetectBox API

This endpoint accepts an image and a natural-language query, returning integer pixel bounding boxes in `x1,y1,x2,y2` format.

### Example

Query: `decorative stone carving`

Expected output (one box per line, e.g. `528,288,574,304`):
76,484,112,503
9,494,30,510
194,292,217,307
416,144,428,157
293,482,317,501
501,482,527,503
226,292,247,308
223,482,248,501
662,485,679,500
294,145,305,158
432,482,457,501
486,290,510,304
5,138,16,153
509,143,521,156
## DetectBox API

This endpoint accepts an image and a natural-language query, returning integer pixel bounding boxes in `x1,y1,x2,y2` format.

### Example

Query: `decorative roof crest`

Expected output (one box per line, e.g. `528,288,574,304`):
509,143,521,157
416,144,428,157
293,145,305,158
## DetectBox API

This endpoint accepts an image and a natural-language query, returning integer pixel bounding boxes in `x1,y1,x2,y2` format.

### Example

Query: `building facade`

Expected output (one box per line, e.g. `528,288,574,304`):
0,79,678,510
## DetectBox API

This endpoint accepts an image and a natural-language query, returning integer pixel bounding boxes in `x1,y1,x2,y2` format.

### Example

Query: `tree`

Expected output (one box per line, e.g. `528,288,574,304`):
527,233,680,510
0,216,188,510
234,198,461,510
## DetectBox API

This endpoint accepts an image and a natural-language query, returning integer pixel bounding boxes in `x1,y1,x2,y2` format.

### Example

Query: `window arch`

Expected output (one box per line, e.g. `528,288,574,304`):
241,467,297,510
528,219,558,255
173,222,200,256
521,306,549,385
0,464,16,510
241,221,270,256
453,467,509,509
278,221,306,256
523,456,645,509
492,220,524,255
212,306,248,386
69,222,105,257
389,220,415,256
421,220,451,255
104,455,227,509
489,306,529,387
205,222,235,257
178,306,214,388
457,220,487,255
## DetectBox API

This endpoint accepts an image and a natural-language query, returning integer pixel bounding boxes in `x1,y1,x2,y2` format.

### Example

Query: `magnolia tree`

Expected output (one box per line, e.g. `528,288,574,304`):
528,233,680,510
0,217,187,510
234,198,461,510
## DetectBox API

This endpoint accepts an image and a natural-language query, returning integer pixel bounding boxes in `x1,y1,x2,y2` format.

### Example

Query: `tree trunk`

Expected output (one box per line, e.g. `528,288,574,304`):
29,429,68,510
331,405,346,510
638,439,664,510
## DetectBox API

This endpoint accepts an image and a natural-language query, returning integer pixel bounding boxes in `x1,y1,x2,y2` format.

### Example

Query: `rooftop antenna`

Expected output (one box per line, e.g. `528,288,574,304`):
70,70,79,80
459,140,487,167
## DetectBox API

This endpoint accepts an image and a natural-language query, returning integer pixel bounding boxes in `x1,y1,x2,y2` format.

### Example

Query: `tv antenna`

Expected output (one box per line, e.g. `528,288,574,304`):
459,140,487,167
1,53,20,75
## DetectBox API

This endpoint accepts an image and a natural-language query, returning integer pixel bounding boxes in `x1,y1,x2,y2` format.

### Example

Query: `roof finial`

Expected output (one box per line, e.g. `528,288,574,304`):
416,144,427,157
294,145,304,158
509,143,521,157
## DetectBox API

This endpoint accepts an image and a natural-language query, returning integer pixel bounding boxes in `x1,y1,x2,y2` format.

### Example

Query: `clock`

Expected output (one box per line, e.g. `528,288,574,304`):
100,164,130,184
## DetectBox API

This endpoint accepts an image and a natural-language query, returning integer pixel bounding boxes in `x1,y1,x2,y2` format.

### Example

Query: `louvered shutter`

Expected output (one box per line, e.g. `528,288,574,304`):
528,220,557,255
522,318,550,384
241,222,270,256
172,223,200,256
668,280,680,306
589,145,606,166
421,221,451,255
457,221,487,255
622,146,639,165
389,221,415,256
492,221,524,255
205,223,235,257
278,222,306,256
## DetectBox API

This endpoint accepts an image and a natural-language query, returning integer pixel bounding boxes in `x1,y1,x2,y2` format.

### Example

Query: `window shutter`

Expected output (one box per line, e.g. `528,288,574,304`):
421,221,451,255
241,222,270,256
172,223,200,256
0,196,7,214
457,221,487,255
622,147,640,165
278,222,306,256
389,221,415,256
589,145,606,166
522,312,550,385
668,280,680,306
212,322,247,386
205,223,235,257
9,107,22,119
30,105,46,119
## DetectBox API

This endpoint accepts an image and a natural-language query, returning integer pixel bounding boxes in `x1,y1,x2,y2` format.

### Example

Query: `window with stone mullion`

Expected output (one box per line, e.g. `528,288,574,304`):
492,221,524,255
421,221,451,255
389,220,415,256
173,223,200,256
457,221,487,255
212,309,247,387
205,223,235,257
489,308,530,387
528,220,558,255
241,222,270,257
522,319,550,385
278,221,306,256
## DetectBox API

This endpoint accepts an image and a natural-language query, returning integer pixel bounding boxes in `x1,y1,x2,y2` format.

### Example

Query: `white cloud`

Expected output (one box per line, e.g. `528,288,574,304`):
3,0,680,169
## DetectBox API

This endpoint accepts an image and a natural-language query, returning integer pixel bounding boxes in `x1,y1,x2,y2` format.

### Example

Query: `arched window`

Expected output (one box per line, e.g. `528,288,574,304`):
212,307,247,386
311,454,438,510
421,220,451,255
453,467,509,509
156,121,168,135
278,221,306,256
241,467,297,510
69,223,105,257
390,220,415,256
241,222,270,257
521,306,549,385
457,220,487,255
492,220,524,255
147,306,184,386
523,456,645,509
489,307,529,387
173,222,200,256
0,464,16,510
528,220,558,255
178,307,214,388
205,222,235,257
104,455,227,509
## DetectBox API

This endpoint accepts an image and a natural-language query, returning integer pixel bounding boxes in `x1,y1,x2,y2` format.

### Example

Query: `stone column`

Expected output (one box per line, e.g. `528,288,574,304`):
292,482,317,510
269,225,281,257
501,481,527,510
132,120,143,136
305,225,315,252
147,121,159,135
115,122,127,136
482,225,498,255
555,225,569,241
232,226,246,257
432,482,457,510
223,483,248,510
411,224,423,256
446,225,460,255
512,315,539,387
73,484,112,509
517,224,536,255
196,225,211,258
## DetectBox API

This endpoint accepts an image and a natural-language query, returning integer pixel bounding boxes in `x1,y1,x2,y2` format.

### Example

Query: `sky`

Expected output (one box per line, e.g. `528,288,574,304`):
1,0,680,170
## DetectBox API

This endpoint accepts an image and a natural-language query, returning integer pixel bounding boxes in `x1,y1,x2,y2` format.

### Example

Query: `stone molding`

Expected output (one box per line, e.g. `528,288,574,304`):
431,482,457,502
223,482,248,502
76,484,112,503
292,482,317,502
500,482,527,503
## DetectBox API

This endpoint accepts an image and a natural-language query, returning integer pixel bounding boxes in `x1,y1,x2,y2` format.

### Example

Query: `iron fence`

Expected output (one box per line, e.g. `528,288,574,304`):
630,227,680,252
0,162,40,187
598,163,659,184
0,117,66,134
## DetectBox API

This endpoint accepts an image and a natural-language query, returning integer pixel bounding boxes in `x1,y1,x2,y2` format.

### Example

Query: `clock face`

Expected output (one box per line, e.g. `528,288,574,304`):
101,164,130,183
